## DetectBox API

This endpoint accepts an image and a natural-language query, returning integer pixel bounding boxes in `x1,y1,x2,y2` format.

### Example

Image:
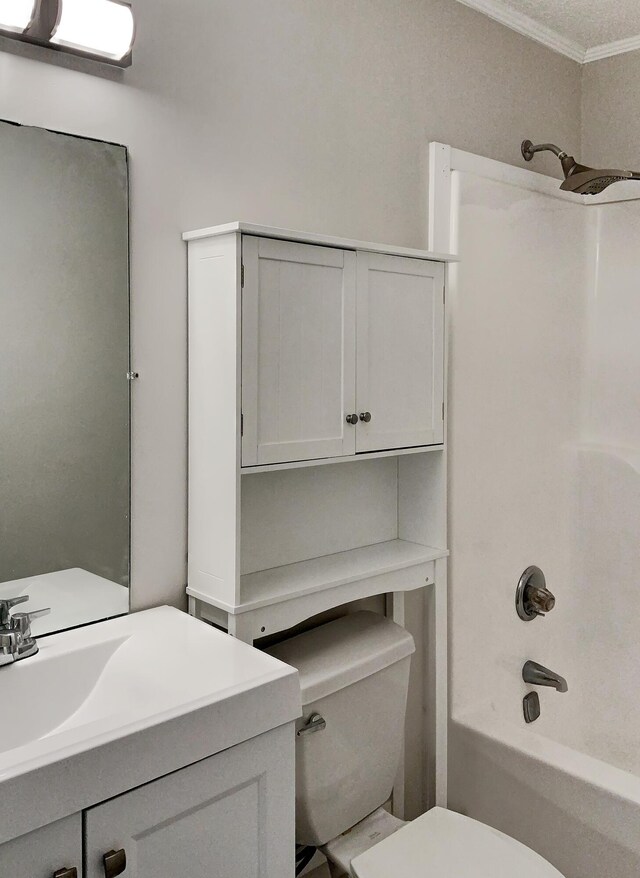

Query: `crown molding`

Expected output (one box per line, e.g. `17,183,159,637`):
456,0,640,65
584,33,640,63
455,0,585,62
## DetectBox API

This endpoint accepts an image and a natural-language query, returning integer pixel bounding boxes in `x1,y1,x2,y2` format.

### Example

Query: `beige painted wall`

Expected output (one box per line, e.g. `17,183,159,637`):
582,51,640,169
0,0,582,610
0,0,582,819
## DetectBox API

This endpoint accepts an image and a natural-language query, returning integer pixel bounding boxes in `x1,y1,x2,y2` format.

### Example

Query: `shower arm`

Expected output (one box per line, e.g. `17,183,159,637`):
521,140,579,180
521,141,568,162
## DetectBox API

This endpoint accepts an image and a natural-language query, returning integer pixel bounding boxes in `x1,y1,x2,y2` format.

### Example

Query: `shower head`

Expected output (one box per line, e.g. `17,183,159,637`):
521,140,640,195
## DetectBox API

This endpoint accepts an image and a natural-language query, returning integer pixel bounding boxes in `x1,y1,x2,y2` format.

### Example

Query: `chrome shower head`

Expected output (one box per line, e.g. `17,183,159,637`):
521,139,640,196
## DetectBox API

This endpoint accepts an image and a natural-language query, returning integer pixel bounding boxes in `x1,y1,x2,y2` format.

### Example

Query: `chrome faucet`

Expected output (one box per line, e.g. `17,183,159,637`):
522,660,568,693
0,597,50,667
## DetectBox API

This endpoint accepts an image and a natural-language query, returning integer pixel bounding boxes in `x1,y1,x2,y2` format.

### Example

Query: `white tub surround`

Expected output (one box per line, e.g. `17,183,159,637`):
430,143,640,878
0,607,300,878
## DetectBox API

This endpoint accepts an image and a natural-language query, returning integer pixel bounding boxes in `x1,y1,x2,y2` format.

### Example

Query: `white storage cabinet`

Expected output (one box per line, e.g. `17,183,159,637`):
185,222,454,809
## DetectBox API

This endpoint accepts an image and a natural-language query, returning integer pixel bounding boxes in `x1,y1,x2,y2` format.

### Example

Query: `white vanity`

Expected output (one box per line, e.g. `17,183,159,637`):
0,607,300,878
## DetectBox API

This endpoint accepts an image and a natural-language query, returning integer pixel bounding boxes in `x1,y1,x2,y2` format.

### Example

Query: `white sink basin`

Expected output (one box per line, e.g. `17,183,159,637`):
0,635,128,754
0,607,300,783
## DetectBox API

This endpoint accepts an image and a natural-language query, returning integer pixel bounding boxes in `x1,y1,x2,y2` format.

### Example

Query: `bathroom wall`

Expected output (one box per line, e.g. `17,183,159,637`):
0,0,581,818
582,52,640,170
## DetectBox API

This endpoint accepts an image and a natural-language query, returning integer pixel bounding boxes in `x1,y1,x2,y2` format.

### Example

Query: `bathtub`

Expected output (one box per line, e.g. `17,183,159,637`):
449,711,640,878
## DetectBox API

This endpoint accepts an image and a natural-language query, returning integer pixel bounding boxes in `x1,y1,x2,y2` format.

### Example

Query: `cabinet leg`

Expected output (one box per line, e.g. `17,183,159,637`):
432,559,448,807
227,614,256,645
386,593,406,819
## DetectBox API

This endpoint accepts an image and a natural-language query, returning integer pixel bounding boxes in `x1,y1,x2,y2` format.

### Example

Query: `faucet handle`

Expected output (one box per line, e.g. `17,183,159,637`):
0,630,22,652
516,566,557,621
0,595,29,627
525,584,556,615
10,608,51,639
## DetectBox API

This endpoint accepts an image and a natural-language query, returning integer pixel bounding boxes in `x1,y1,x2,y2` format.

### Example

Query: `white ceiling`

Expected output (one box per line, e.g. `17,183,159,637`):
456,0,640,63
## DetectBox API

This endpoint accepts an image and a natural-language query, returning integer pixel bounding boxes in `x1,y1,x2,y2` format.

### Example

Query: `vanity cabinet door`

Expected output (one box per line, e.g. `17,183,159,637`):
242,236,357,466
356,252,445,453
84,725,295,878
0,814,82,877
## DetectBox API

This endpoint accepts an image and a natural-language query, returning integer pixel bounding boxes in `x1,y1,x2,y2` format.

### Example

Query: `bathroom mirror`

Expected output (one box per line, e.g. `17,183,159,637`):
0,120,130,636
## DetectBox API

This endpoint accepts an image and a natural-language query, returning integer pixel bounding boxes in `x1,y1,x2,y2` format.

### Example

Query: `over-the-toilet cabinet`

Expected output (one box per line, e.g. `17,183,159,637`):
241,236,445,466
185,223,451,808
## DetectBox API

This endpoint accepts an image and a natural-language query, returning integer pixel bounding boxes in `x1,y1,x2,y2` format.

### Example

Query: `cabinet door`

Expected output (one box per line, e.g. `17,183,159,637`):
242,236,356,465
85,726,295,878
0,814,82,878
356,252,445,452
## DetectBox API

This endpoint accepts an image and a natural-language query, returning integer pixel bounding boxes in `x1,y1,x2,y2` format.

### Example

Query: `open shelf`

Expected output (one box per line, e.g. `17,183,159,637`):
189,536,448,656
238,539,447,612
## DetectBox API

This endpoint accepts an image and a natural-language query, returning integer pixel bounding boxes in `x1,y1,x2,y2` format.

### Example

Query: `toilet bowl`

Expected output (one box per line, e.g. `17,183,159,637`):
267,612,565,878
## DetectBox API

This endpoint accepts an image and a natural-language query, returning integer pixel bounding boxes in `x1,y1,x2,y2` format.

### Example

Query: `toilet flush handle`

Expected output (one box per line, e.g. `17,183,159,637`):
297,713,327,737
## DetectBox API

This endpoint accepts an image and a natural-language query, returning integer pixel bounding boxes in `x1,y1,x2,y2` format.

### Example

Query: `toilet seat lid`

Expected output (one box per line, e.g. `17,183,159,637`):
350,808,565,878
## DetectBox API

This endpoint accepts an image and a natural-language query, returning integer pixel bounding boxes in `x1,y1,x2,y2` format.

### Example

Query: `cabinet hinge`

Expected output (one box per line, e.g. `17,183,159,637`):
442,402,445,420
241,412,244,436
241,263,245,288
443,284,446,304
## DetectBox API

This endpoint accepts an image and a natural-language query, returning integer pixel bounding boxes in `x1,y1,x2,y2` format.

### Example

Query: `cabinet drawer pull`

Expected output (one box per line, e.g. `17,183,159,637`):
103,848,127,877
359,412,372,423
53,869,78,878
345,413,358,425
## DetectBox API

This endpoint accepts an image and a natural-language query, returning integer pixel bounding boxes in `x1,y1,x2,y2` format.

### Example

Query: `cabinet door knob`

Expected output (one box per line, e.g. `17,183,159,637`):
53,869,78,878
359,412,372,423
345,413,358,425
103,849,127,877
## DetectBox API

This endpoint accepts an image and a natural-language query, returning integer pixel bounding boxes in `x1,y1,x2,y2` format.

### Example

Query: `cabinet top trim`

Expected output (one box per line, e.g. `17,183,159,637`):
182,221,458,262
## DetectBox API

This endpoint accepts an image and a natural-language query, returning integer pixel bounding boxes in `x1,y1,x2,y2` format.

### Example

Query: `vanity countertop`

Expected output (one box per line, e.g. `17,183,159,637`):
0,607,301,845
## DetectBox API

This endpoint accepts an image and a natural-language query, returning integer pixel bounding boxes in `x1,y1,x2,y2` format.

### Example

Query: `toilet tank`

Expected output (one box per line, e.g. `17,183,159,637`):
266,612,415,846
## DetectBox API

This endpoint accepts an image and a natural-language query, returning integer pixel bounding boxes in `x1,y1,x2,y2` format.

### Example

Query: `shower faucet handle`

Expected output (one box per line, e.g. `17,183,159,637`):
525,584,556,615
516,566,556,621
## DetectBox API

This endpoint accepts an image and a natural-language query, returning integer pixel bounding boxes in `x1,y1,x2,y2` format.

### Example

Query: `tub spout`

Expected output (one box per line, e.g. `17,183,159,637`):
522,660,568,693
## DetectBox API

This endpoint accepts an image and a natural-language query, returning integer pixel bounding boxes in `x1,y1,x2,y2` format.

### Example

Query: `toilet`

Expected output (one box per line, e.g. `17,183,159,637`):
267,612,565,878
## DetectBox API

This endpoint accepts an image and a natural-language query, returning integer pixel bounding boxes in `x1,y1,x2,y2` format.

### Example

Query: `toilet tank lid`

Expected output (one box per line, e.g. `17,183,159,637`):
265,612,415,705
